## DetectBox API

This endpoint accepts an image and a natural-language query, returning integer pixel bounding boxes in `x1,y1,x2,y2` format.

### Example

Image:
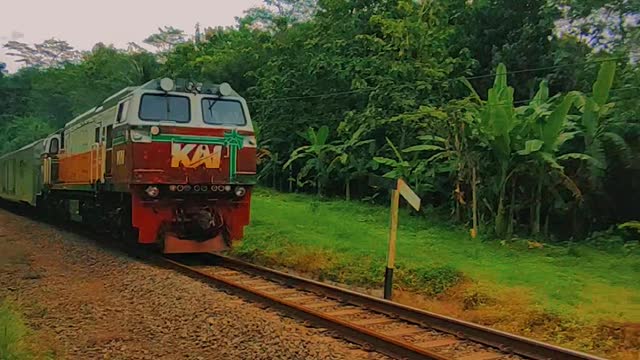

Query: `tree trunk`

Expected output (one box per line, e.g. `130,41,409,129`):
507,178,516,238
532,174,543,235
495,191,506,238
345,178,351,201
455,181,461,222
495,167,508,238
543,211,550,238
471,166,478,238
272,167,277,189
289,167,294,193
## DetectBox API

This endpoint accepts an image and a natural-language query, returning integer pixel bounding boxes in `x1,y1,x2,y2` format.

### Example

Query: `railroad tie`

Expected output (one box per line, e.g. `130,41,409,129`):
304,301,336,309
351,317,396,326
253,284,280,291
384,327,425,337
282,295,318,302
457,352,504,360
325,309,366,317
216,270,241,277
414,339,459,349
270,289,300,296
238,280,269,287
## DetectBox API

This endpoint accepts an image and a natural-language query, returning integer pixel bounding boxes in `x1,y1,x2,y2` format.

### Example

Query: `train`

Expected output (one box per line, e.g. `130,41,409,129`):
0,78,256,253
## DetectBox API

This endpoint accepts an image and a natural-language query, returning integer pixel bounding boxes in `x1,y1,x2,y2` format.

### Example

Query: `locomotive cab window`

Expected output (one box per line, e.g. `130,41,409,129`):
106,125,113,148
201,98,246,126
49,138,59,155
116,102,125,123
139,94,190,123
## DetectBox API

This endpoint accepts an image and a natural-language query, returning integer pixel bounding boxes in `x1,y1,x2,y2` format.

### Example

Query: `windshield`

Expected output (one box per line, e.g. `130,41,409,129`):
201,98,246,126
139,94,190,123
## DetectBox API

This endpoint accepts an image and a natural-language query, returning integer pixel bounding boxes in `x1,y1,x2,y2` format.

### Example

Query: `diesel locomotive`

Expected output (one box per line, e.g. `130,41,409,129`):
0,78,256,253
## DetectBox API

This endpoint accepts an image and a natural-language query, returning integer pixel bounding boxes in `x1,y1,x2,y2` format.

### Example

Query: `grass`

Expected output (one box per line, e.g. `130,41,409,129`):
234,188,640,323
0,300,32,360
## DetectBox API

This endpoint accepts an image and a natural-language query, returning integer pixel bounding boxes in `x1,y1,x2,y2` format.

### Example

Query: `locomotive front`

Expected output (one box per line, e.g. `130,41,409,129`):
112,79,256,253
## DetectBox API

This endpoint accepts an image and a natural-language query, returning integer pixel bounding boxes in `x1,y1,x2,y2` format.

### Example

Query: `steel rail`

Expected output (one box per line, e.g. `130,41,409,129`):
165,254,607,360
164,257,450,360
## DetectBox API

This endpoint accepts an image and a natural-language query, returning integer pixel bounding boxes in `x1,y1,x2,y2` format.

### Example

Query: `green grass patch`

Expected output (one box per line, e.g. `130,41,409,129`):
235,188,640,322
0,300,32,360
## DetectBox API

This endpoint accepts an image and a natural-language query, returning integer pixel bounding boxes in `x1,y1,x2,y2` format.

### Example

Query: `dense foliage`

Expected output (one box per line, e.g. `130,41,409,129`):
1,0,638,241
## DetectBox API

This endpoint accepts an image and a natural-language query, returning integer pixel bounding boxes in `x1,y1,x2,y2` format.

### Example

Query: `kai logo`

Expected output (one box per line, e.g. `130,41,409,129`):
171,143,223,169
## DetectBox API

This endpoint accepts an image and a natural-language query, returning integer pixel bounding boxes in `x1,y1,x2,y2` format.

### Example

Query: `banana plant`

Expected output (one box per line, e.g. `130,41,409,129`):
516,81,591,235
373,137,412,180
283,126,338,196
574,60,628,187
329,125,375,200
464,63,519,238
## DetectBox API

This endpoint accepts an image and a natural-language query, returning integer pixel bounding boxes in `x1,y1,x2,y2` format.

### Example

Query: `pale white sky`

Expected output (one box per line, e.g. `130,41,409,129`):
0,0,263,72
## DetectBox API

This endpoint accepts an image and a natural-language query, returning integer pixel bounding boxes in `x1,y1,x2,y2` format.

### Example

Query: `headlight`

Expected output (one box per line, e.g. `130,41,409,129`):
145,186,160,197
234,186,246,197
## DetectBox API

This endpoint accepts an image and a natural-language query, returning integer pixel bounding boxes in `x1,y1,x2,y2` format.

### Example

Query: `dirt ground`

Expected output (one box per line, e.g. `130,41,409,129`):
0,208,388,360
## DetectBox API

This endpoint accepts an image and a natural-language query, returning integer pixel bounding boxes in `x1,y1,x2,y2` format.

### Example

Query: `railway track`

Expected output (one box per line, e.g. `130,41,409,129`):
164,254,606,360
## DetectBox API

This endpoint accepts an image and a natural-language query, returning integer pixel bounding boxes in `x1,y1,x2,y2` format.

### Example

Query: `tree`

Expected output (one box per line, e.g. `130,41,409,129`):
450,0,561,98
0,116,54,154
240,0,317,31
557,0,640,52
4,38,82,68
143,26,188,52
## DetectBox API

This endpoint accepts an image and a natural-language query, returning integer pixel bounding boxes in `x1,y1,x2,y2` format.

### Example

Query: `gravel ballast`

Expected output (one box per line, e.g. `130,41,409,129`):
0,208,387,359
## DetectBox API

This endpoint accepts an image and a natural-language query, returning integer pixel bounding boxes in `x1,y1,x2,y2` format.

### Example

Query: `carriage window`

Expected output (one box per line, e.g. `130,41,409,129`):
49,138,59,155
201,99,246,126
139,94,190,123
95,127,101,143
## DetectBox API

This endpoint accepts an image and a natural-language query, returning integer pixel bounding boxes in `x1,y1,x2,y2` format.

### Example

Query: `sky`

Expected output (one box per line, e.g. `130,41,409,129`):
0,0,263,72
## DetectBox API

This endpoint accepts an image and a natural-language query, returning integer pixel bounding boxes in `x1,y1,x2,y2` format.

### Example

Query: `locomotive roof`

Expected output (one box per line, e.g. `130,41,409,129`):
64,78,240,129
1,78,241,159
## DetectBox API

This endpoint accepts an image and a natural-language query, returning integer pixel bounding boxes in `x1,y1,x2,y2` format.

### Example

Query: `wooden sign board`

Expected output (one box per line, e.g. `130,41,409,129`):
369,175,421,211
397,179,421,211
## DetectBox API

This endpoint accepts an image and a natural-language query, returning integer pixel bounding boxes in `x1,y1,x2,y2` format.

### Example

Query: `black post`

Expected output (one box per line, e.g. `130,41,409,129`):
384,266,394,300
